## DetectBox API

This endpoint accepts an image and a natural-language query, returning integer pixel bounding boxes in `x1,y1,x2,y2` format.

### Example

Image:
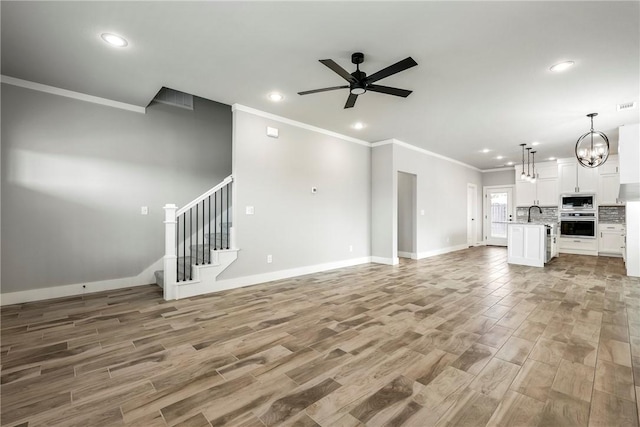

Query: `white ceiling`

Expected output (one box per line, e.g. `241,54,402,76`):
2,1,639,170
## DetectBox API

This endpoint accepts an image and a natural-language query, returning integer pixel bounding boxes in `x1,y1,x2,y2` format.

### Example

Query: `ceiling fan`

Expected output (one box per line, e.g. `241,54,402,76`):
298,52,418,109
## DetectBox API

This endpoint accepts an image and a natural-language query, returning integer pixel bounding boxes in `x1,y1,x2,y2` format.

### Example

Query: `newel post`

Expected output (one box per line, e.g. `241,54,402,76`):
163,204,178,300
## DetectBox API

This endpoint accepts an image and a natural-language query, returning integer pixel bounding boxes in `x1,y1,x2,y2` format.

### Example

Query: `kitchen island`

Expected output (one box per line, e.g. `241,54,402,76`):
507,222,558,267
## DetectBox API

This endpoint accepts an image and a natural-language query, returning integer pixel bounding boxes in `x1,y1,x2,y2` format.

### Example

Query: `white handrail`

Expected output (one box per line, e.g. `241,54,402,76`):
177,175,233,216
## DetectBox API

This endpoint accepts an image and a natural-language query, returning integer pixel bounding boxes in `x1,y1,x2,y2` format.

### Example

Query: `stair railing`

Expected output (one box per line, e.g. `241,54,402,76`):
163,175,233,299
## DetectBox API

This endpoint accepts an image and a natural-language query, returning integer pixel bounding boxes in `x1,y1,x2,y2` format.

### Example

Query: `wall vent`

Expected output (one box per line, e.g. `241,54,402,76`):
617,101,636,111
152,87,194,110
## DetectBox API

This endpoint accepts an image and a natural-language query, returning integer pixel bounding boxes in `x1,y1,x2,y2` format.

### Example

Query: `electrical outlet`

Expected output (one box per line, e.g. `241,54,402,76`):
267,254,272,263
349,245,353,252
446,237,450,243
141,206,149,215
246,206,254,215
420,209,425,216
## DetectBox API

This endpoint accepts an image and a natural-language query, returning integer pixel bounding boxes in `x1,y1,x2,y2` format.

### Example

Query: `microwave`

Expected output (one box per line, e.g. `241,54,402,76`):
560,194,595,211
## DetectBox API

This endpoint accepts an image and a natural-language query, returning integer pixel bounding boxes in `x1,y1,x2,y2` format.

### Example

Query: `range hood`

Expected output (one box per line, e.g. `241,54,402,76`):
619,183,640,202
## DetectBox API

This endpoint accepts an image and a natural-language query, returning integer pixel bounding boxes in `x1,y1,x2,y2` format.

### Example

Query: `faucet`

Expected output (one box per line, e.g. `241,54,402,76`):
528,205,542,223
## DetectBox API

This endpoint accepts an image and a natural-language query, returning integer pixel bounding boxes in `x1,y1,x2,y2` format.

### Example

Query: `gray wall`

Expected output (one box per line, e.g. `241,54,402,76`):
394,144,483,254
220,110,371,279
1,83,232,292
371,144,395,260
371,142,483,261
483,169,515,187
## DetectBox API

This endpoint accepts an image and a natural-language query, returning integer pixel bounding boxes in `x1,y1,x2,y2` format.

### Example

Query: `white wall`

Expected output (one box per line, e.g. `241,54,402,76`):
220,109,371,279
371,140,483,262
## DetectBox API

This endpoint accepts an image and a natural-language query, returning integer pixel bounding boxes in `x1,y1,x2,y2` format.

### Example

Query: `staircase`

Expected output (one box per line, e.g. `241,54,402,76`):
157,176,238,300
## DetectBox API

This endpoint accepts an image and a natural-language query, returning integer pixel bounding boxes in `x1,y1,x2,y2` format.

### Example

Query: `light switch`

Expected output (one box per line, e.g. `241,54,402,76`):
246,206,254,215
141,206,149,215
420,209,425,216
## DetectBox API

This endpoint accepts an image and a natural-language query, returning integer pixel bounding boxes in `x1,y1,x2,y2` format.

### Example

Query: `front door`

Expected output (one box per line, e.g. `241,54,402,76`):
484,187,514,246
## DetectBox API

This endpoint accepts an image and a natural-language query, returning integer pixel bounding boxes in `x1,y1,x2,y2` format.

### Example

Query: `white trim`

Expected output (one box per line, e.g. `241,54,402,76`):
0,257,163,306
1,75,146,114
232,104,370,147
177,175,233,216
416,244,469,259
208,256,373,295
372,139,481,172
371,256,400,265
481,166,516,173
398,251,418,260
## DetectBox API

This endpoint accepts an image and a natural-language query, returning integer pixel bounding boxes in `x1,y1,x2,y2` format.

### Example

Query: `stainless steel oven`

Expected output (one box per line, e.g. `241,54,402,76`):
560,212,597,239
560,194,595,211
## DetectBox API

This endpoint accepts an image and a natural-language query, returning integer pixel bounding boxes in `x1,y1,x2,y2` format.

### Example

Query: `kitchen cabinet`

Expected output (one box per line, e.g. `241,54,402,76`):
514,162,558,207
598,155,622,205
619,124,639,184
507,223,546,267
559,236,598,255
599,224,625,256
558,159,598,193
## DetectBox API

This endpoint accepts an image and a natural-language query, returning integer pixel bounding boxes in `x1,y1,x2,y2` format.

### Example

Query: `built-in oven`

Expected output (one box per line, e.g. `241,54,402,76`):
560,212,597,239
560,194,596,211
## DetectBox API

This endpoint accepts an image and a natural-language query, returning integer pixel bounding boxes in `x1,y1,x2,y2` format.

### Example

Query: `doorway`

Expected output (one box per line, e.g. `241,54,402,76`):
398,172,417,259
483,186,514,246
467,184,478,247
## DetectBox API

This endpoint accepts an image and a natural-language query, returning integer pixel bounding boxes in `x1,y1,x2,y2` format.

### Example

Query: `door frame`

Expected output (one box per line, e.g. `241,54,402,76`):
483,185,515,246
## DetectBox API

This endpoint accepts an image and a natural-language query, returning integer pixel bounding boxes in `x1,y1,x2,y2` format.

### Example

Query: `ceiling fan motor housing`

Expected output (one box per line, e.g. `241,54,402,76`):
351,52,365,64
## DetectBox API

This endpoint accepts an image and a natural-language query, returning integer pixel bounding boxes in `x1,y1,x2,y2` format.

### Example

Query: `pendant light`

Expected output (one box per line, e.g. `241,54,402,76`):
530,151,537,184
575,113,609,168
520,143,527,180
526,147,532,181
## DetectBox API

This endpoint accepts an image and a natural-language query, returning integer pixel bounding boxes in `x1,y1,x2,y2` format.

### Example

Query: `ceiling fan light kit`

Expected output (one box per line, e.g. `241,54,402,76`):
298,52,418,109
575,112,609,168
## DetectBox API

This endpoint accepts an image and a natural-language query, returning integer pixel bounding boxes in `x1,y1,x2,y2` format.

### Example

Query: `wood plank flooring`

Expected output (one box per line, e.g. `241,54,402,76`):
2,247,639,426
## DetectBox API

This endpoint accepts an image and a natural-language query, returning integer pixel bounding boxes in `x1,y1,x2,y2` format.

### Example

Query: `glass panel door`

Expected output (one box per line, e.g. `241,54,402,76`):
485,187,513,246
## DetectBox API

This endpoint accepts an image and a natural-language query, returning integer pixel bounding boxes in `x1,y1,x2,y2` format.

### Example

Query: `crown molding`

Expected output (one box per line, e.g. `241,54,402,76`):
372,138,481,172
1,75,146,114
232,104,370,147
481,166,516,173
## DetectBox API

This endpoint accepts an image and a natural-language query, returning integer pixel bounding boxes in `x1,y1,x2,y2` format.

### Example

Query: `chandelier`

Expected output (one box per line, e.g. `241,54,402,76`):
575,113,609,168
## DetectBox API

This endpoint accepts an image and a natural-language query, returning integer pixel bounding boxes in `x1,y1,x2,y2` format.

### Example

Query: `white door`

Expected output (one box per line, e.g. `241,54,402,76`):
467,184,477,247
484,187,514,246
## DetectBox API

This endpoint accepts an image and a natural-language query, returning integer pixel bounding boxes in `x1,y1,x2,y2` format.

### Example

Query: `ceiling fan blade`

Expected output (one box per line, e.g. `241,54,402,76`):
367,84,413,98
344,93,358,109
365,57,418,84
298,85,349,95
320,59,356,83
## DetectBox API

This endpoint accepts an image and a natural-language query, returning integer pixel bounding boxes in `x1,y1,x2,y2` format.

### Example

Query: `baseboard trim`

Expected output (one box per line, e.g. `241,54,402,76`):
397,251,418,260
1,257,163,306
371,256,400,265
210,257,373,295
416,244,469,260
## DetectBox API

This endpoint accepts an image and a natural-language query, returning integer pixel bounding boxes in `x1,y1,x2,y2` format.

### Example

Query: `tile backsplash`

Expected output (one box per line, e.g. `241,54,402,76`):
599,206,626,224
515,207,558,223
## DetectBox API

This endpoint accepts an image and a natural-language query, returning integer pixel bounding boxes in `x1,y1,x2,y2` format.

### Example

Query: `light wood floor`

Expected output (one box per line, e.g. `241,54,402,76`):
2,247,639,426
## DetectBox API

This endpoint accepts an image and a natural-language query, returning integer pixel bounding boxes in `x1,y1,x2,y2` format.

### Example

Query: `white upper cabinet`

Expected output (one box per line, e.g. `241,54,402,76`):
558,159,598,193
619,124,640,184
597,155,622,205
514,161,558,207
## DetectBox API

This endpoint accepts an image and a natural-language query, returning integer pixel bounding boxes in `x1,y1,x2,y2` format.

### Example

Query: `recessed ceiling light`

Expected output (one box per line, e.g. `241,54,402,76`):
531,141,540,146
268,92,284,102
548,157,556,161
353,122,365,130
481,149,490,153
496,155,504,160
549,61,574,72
101,33,128,47
506,161,514,165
